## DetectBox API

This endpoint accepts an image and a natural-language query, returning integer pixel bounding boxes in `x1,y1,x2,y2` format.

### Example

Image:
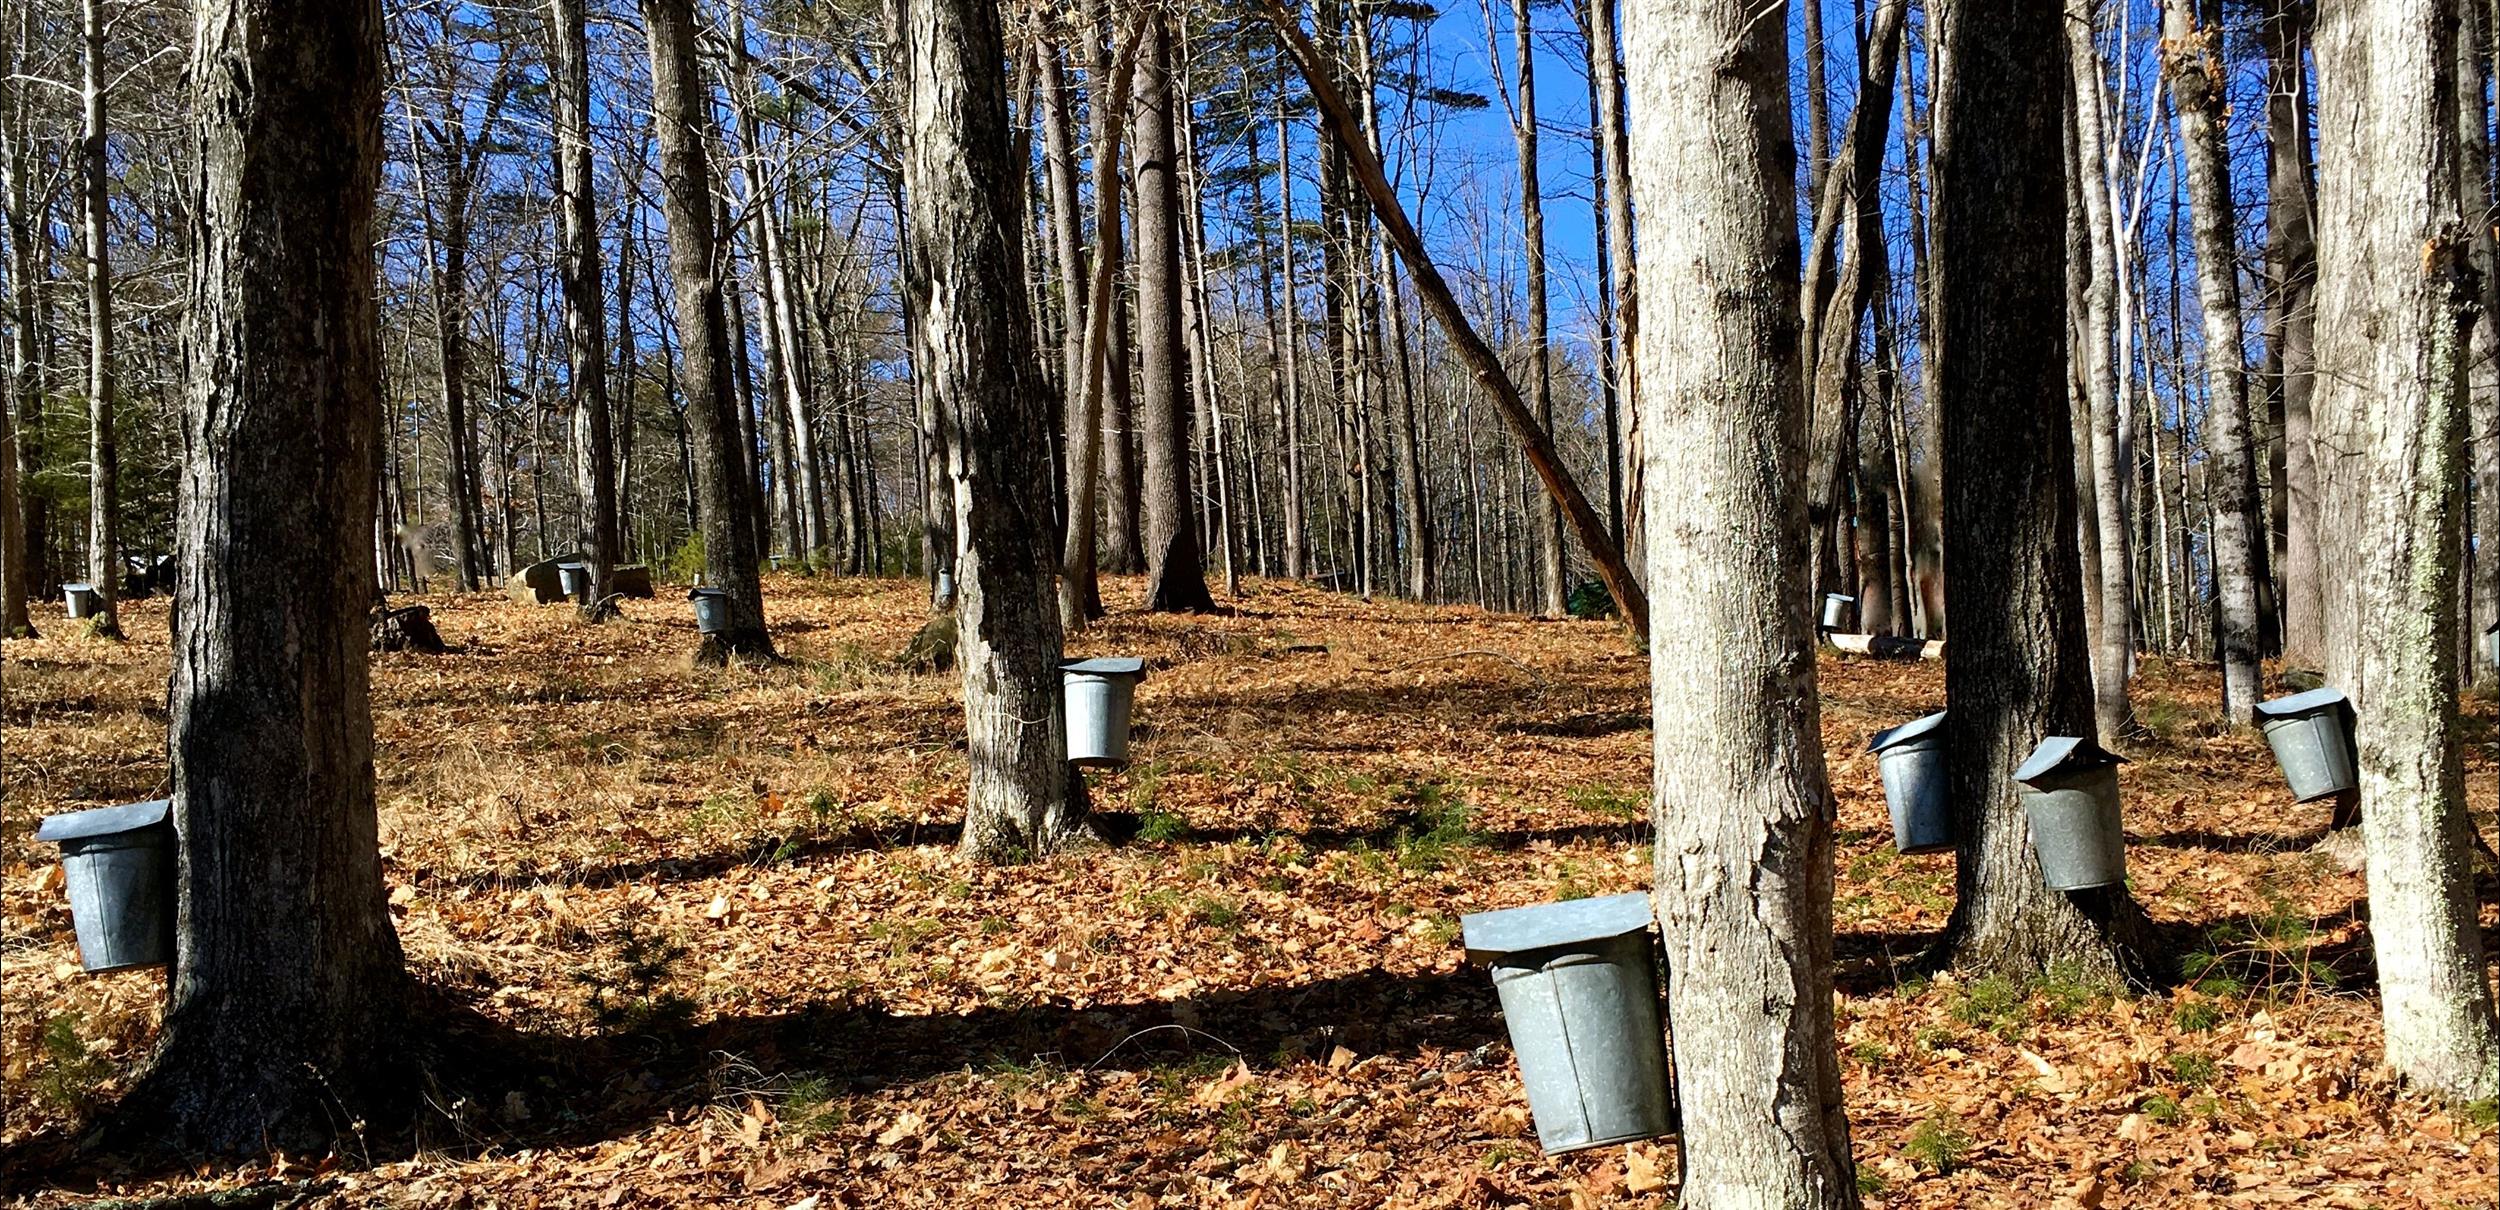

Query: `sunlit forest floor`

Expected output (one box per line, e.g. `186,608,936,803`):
4,575,2494,1208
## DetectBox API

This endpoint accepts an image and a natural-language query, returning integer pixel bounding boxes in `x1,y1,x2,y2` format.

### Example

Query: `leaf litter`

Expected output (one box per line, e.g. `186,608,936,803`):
2,576,2494,1207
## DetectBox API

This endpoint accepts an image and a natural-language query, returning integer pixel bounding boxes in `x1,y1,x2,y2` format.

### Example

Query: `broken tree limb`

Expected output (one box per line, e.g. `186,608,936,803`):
1259,3,1650,642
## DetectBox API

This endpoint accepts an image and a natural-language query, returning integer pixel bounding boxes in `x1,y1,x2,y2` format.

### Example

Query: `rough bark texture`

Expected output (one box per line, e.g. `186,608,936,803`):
80,0,118,635
2265,0,2322,665
549,0,619,614
1132,14,1215,615
1623,2,1858,1204
2064,0,2136,741
900,0,1086,864
2310,0,2500,1102
1931,0,2155,987
2161,0,2264,723
116,0,408,1154
641,0,772,663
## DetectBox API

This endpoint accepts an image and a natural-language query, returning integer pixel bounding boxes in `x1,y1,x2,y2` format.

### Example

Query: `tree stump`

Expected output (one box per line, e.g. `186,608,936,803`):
370,604,446,654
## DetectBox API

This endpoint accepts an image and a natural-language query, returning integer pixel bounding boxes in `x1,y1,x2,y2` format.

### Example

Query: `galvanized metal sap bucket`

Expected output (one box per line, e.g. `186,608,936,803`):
1461,892,1671,1154
557,562,591,603
2015,737,2129,891
62,582,99,620
2254,687,2358,802
1062,656,1146,766
1869,710,1952,854
36,800,175,973
689,588,733,635
1820,593,1856,631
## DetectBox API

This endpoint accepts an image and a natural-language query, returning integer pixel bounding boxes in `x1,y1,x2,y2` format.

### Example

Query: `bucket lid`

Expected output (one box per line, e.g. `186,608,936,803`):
688,587,729,600
2013,736,2127,785
1867,710,1946,753
2254,686,2347,719
1062,656,1147,680
36,799,171,843
1825,593,1856,604
1460,891,1652,963
62,582,93,593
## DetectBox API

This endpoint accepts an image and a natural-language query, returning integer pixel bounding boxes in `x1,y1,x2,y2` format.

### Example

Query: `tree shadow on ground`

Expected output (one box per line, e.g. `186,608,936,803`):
0,964,1500,1199
2132,827,2337,855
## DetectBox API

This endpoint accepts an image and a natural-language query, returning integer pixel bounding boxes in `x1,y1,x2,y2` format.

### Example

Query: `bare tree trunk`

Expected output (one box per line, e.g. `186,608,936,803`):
115,0,407,1153
0,12,35,637
550,0,619,613
1133,13,1215,614
2266,0,2324,665
1588,0,1641,584
902,0,1087,863
1931,0,2155,986
2065,1,2137,740
80,0,119,635
1899,37,1944,637
1803,0,1908,609
1500,0,1564,615
2161,0,2264,721
1624,2,1857,1202
642,0,772,662
2458,0,2500,685
2311,0,2500,1103
1059,16,1145,630
1273,102,1309,580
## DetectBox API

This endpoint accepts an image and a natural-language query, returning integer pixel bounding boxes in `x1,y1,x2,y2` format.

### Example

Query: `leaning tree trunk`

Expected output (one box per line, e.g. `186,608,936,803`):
550,0,619,614
1133,13,1215,614
1930,0,2156,987
80,0,118,636
642,0,772,662
115,0,408,1154
1265,4,1649,637
903,0,1087,863
2310,0,2500,1102
2065,0,2135,741
2161,0,2264,723
1623,1,1858,1205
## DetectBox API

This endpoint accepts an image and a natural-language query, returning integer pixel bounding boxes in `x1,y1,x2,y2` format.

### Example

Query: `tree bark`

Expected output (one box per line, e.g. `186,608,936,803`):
902,0,1087,864
2310,0,2500,1102
2265,0,2323,665
1133,13,1215,614
116,0,407,1154
1273,102,1309,581
1503,0,1565,616
550,0,620,614
641,0,773,662
2457,0,2500,685
0,13,34,637
80,0,119,635
1622,3,1858,1202
2065,0,2137,740
1931,0,2156,987
1058,14,1145,631
2161,0,2265,723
